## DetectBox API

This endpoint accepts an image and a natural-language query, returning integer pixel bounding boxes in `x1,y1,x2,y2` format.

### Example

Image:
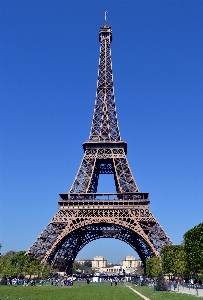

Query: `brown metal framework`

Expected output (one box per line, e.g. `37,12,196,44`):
26,19,173,273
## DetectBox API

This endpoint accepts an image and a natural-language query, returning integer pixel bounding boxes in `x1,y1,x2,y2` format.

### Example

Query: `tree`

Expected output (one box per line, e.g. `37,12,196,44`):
41,262,51,279
1,252,16,278
71,264,77,275
12,251,27,277
184,222,203,274
0,251,41,279
91,269,95,275
24,255,41,279
72,262,84,274
84,260,92,268
156,271,168,291
136,264,145,276
146,257,162,277
161,245,187,277
0,251,54,281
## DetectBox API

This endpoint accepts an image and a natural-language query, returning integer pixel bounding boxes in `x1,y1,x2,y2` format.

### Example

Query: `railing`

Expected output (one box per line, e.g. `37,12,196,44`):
59,192,149,201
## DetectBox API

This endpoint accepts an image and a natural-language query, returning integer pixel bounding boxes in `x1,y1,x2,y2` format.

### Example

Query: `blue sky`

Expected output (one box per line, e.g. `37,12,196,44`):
1,0,203,264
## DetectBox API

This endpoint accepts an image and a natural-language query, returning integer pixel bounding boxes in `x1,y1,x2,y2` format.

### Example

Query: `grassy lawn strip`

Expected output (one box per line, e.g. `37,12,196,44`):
132,285,201,300
0,284,144,300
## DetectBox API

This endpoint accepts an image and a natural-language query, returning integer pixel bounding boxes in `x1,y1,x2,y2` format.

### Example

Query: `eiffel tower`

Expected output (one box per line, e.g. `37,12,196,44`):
27,15,173,273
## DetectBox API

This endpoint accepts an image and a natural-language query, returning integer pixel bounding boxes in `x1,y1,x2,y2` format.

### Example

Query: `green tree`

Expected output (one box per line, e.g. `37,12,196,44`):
146,256,162,277
71,263,77,274
84,260,92,268
156,271,168,291
184,222,203,274
12,251,27,277
0,251,53,280
1,251,16,278
71,262,84,274
0,251,41,279
91,269,95,275
41,262,51,279
24,255,41,279
161,245,187,277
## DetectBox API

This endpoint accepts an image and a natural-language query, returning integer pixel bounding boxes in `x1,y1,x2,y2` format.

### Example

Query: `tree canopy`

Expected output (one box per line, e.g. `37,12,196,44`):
0,251,52,279
146,256,162,277
184,222,203,274
161,245,187,277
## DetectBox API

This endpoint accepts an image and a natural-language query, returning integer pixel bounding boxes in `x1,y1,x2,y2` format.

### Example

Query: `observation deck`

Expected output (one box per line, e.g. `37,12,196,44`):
58,192,150,209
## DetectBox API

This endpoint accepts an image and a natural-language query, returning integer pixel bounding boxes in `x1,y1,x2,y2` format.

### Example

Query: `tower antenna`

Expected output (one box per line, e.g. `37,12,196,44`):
104,11,108,26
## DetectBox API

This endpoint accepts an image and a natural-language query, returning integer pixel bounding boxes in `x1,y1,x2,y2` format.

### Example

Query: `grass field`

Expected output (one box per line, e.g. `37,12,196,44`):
0,282,202,300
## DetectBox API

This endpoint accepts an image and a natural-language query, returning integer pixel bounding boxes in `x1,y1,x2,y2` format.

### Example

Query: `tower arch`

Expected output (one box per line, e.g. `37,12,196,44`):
42,220,158,272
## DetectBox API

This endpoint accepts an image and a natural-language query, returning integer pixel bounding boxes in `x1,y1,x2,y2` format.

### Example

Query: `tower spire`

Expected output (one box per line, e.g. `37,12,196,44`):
89,18,120,142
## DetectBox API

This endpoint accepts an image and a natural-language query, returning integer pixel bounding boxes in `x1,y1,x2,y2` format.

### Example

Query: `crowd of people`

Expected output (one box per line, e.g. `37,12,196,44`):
4,277,74,286
3,275,203,290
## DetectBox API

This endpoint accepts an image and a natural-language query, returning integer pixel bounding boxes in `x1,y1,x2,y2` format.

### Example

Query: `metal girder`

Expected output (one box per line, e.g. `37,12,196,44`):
69,148,139,193
26,203,173,272
89,25,120,142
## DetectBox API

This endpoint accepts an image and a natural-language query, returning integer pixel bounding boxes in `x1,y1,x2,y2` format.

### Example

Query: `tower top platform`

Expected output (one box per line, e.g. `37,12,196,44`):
99,25,112,42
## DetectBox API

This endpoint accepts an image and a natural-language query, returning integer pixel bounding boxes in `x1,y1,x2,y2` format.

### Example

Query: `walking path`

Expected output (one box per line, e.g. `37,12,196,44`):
125,283,203,299
171,285,203,298
125,284,151,300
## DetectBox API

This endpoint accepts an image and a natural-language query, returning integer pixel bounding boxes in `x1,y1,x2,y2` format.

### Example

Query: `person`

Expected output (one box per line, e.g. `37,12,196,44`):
110,278,112,286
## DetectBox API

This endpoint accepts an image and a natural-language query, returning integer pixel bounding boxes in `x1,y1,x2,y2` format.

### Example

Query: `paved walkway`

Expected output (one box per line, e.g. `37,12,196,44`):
126,283,203,299
171,285,203,298
125,284,151,300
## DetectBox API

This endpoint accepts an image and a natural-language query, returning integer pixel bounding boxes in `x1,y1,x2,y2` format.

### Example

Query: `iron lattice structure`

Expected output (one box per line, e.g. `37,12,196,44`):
27,20,173,273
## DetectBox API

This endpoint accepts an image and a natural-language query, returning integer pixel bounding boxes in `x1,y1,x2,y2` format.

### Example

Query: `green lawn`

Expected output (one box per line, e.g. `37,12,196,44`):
1,282,141,300
0,282,202,300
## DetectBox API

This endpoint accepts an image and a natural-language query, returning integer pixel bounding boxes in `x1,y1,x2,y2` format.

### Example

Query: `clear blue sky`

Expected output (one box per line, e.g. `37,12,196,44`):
1,0,202,264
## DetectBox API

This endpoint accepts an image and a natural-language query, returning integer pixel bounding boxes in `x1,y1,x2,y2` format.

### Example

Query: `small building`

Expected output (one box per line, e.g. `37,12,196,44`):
91,256,107,268
74,259,91,265
122,255,141,269
102,265,122,275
